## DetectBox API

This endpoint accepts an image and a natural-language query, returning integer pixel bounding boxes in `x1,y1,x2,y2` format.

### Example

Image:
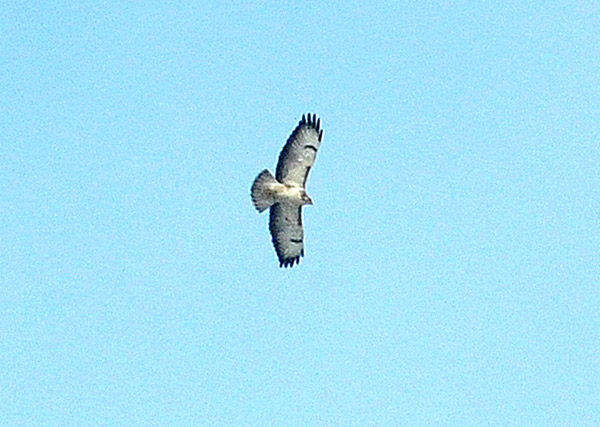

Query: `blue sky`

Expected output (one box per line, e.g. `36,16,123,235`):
1,1,599,425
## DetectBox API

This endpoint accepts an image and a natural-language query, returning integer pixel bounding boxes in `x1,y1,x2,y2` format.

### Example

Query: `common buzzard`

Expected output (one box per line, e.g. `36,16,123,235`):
251,113,323,267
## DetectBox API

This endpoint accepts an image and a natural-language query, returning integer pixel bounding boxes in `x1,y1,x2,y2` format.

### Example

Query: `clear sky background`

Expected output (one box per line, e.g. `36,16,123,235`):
1,1,599,425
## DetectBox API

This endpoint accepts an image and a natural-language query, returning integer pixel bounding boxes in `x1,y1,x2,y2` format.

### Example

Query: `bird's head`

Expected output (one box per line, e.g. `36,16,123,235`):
301,192,313,206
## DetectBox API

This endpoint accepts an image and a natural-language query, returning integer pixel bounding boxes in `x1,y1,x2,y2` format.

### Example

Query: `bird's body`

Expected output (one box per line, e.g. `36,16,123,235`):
251,114,323,268
251,172,310,212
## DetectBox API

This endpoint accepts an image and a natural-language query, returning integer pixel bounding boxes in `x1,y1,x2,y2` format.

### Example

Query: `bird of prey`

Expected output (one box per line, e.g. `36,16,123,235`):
251,113,323,267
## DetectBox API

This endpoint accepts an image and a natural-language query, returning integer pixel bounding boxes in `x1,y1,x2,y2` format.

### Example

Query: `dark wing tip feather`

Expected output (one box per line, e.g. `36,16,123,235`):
279,255,301,268
274,245,303,268
299,113,321,136
306,113,322,141
274,243,303,268
286,113,322,145
270,234,303,268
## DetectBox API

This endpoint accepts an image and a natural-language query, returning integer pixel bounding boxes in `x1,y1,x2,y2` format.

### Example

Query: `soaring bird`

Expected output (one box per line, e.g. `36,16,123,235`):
251,114,323,267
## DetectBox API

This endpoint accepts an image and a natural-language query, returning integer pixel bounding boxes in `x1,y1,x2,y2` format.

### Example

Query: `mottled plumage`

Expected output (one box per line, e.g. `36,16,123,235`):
251,114,323,267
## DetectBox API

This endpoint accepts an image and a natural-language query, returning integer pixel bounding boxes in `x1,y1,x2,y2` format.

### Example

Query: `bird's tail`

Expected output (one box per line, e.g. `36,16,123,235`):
251,169,278,213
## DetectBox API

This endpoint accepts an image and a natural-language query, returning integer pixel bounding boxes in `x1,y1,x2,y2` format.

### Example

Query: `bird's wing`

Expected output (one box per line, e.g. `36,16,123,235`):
275,113,323,187
269,202,304,268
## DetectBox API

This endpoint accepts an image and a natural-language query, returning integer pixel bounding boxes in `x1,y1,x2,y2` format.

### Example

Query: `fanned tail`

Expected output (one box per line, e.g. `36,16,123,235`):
251,169,278,213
